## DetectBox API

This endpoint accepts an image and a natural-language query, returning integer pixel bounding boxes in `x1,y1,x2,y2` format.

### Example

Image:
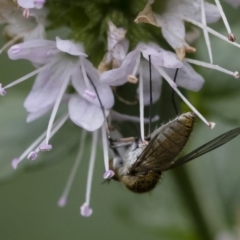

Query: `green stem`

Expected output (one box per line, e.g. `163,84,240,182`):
172,167,213,240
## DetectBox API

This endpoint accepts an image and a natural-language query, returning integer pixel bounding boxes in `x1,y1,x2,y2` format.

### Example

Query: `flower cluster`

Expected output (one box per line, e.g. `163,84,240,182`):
0,0,240,218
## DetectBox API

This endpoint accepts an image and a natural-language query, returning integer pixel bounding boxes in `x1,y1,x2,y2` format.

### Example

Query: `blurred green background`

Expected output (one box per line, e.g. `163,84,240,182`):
1,2,240,240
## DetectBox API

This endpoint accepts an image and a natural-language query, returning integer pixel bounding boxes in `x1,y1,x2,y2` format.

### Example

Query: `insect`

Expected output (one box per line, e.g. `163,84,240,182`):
89,57,240,193
109,112,240,193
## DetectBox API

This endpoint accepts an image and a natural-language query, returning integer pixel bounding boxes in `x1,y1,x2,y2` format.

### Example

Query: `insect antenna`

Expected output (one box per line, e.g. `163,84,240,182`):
88,76,135,155
171,68,179,115
146,54,153,141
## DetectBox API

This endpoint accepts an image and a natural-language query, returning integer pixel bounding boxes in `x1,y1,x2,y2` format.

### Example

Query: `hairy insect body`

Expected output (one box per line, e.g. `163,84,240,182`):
111,112,195,193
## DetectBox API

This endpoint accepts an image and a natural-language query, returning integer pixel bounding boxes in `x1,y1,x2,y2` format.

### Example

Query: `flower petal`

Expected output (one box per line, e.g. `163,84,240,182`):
24,60,73,112
224,0,240,8
17,0,35,8
72,59,114,109
137,60,162,105
56,37,87,57
8,39,57,64
100,49,140,86
69,95,105,131
165,61,204,91
138,43,183,68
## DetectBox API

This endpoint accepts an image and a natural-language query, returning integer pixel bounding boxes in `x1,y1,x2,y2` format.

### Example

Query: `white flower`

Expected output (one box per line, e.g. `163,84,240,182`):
0,1,48,54
2,37,114,134
17,0,46,9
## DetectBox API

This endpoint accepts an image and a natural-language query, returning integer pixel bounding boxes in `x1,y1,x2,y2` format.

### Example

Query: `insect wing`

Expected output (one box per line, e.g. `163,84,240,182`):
167,127,240,170
130,134,163,173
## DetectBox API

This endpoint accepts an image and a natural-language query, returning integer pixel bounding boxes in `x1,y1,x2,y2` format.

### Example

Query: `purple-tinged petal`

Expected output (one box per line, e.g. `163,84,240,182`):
165,61,204,91
69,95,107,132
8,40,57,64
17,0,45,9
158,14,186,50
24,61,74,112
34,0,45,9
26,94,70,122
138,43,183,68
56,37,87,57
18,0,35,8
100,49,140,86
107,21,126,51
27,105,52,122
72,59,114,109
112,44,126,62
204,2,222,23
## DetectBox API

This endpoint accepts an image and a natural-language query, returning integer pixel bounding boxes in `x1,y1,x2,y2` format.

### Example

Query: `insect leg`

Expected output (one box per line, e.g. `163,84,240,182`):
171,68,179,116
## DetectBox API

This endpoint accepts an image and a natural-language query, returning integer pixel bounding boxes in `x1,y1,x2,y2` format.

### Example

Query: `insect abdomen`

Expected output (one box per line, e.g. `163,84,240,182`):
121,171,161,193
148,112,195,170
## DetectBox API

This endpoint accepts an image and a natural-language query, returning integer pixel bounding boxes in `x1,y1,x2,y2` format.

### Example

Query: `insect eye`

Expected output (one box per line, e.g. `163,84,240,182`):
113,157,124,168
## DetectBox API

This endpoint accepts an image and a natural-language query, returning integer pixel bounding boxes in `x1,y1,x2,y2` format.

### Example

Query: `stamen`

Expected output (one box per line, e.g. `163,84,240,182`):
131,52,141,76
80,56,91,89
103,170,114,179
39,144,52,151
80,203,93,217
80,130,98,217
0,84,7,96
228,33,236,42
11,129,47,169
185,58,239,78
139,67,145,142
45,74,70,145
23,9,30,18
40,114,69,151
127,75,138,83
184,17,240,49
11,114,69,169
201,0,213,63
58,130,87,207
84,89,96,99
102,125,114,179
27,151,38,160
2,65,48,91
0,35,23,55
215,0,236,42
157,67,215,129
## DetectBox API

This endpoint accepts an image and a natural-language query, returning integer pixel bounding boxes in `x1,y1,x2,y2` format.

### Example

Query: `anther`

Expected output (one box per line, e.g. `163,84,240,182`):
27,151,38,160
80,203,93,217
209,122,216,130
0,84,7,96
11,158,19,170
103,170,115,179
84,89,96,99
39,144,52,151
228,33,236,42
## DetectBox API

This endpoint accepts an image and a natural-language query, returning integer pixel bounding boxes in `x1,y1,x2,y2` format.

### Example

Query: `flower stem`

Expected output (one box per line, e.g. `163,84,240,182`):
172,166,213,240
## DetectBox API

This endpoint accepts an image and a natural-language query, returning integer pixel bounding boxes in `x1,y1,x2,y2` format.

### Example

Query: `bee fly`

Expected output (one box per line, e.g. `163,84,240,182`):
89,57,240,193
109,112,240,193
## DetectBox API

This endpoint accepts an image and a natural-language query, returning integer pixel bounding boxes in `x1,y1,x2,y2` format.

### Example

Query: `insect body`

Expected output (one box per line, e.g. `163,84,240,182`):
110,112,195,193
110,112,240,193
